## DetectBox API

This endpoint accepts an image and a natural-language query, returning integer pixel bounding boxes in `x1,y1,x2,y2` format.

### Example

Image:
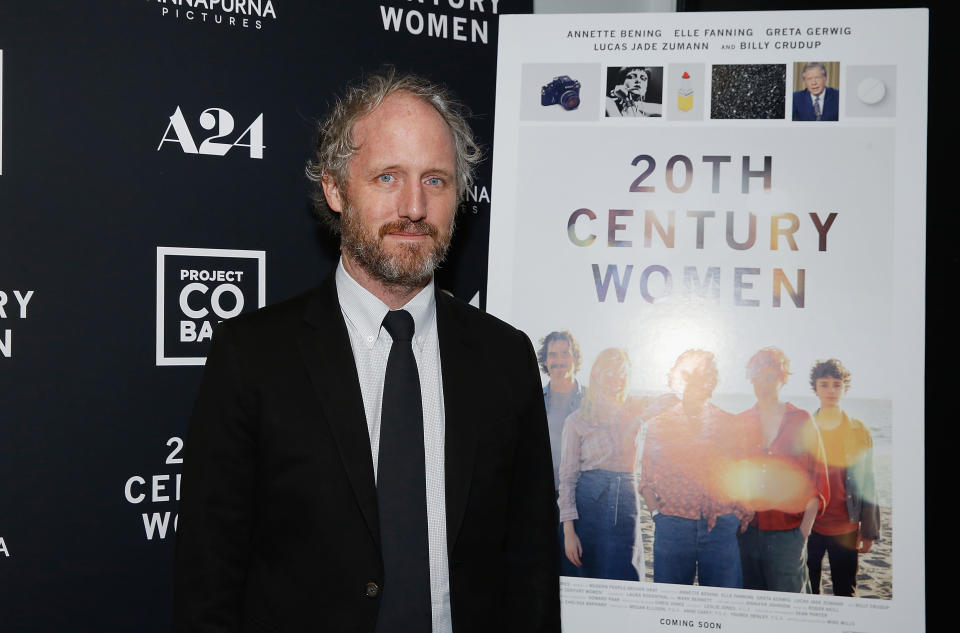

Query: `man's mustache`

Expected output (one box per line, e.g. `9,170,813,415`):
379,219,439,238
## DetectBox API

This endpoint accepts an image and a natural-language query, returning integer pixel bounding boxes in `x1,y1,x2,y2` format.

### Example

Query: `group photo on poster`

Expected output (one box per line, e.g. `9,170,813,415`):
541,332,886,598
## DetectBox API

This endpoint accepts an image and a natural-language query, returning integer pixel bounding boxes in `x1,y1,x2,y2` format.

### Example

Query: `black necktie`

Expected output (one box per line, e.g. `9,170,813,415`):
375,309,431,632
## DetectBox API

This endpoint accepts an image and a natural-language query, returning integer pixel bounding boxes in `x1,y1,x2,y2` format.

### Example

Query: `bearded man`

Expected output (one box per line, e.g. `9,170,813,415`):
173,70,560,633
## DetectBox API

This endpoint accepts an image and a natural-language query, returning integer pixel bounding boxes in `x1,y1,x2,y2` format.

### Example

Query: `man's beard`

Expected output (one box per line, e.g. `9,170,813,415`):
340,202,455,289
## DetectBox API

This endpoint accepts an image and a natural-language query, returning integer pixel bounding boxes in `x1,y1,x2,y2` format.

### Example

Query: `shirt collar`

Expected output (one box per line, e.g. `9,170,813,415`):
335,257,436,352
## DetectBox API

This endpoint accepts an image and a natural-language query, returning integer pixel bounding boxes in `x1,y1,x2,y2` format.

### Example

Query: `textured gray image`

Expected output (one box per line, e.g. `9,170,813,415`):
711,64,786,119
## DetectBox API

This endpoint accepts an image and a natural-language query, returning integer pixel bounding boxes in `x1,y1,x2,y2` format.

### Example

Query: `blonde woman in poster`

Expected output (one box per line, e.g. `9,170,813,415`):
639,350,747,587
736,348,829,593
557,348,646,581
807,359,881,597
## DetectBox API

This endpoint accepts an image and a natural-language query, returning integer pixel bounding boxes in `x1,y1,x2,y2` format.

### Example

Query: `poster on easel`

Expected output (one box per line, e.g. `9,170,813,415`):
488,9,926,632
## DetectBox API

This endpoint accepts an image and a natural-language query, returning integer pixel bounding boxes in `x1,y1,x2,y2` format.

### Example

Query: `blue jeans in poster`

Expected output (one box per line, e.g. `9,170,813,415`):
652,513,742,587
573,470,639,581
739,525,811,593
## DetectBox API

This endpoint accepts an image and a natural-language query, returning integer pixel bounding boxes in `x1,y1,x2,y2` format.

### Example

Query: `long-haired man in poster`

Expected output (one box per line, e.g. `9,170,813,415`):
538,329,585,578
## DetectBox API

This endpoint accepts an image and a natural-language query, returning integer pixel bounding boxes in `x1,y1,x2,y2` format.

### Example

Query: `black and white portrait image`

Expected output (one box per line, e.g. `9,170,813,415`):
605,66,663,118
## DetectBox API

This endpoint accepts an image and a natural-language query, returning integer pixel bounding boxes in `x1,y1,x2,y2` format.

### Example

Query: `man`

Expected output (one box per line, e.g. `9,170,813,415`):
736,347,828,593
792,62,839,121
173,71,560,633
537,330,583,488
536,330,583,577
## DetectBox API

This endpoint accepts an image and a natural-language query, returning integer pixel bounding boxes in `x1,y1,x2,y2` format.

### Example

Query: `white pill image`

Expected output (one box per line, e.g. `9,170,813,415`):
857,77,886,105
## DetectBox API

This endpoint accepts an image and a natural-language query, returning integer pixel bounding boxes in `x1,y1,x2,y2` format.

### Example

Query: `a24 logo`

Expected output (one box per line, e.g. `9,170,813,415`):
158,107,264,159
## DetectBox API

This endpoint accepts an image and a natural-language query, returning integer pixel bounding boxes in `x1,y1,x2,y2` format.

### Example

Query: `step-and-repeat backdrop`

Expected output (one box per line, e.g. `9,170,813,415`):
0,2,529,630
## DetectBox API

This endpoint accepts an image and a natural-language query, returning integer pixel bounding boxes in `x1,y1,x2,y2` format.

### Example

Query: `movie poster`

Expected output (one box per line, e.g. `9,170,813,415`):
488,10,926,632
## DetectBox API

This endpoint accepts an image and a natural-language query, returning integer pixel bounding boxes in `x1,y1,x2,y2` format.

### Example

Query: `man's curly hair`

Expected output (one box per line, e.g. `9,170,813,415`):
305,68,482,234
809,358,852,393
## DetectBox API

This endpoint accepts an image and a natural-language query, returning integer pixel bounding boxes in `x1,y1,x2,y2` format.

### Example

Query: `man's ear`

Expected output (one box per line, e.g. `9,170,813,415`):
321,172,344,214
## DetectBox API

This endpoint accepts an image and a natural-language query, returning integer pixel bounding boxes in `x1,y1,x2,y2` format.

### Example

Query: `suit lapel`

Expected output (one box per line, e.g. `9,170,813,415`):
436,291,480,553
297,274,380,546
296,279,481,551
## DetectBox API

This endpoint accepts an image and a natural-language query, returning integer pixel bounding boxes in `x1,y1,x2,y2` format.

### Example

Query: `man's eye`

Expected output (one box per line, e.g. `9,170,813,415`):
378,174,396,183
425,177,443,186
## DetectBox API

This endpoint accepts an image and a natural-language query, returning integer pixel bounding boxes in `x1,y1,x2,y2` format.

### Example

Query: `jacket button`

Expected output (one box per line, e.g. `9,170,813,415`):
365,582,380,598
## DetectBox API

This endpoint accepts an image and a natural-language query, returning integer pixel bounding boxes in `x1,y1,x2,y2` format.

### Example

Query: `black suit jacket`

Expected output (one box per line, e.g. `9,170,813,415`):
173,273,560,633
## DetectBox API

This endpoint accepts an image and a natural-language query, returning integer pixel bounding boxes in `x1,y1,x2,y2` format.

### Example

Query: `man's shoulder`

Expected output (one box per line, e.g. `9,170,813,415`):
825,87,840,108
435,291,538,393
843,414,873,444
783,402,812,425
705,401,737,424
436,289,527,345
201,287,325,376
737,403,759,419
216,287,318,341
779,403,819,448
647,400,683,427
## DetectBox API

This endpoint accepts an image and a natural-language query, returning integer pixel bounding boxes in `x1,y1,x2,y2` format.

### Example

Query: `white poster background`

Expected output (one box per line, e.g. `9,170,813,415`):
489,10,926,633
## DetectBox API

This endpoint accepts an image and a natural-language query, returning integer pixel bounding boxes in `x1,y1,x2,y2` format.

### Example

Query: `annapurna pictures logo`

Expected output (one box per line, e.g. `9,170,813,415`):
149,0,277,30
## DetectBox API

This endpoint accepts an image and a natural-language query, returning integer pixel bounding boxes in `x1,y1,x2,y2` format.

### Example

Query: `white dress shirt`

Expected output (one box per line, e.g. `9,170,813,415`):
335,260,452,633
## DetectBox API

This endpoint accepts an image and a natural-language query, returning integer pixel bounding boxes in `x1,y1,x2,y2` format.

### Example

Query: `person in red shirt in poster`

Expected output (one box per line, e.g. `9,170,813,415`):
736,347,829,593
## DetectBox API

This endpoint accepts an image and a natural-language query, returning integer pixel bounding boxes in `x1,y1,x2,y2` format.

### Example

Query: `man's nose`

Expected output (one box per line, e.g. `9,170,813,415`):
399,180,427,221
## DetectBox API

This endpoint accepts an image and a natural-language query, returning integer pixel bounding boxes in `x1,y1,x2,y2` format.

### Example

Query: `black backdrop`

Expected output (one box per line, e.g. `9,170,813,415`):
0,2,529,630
